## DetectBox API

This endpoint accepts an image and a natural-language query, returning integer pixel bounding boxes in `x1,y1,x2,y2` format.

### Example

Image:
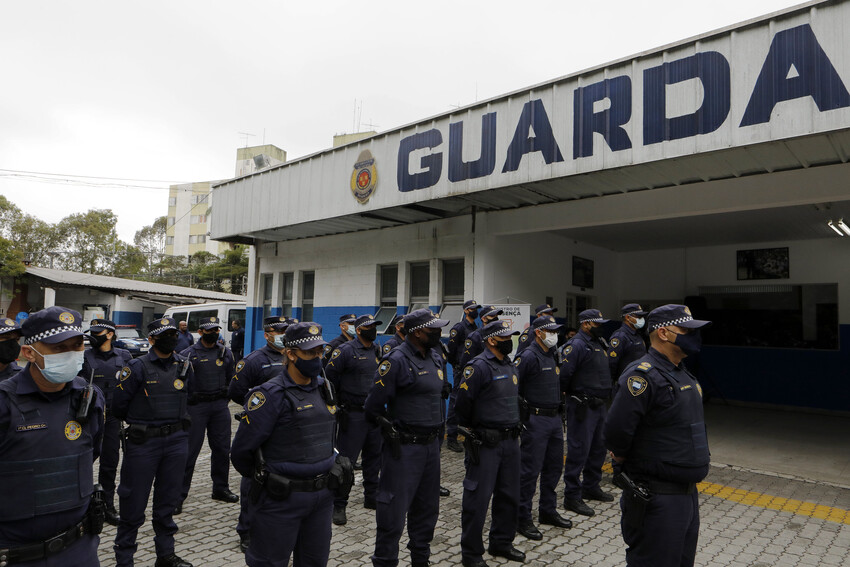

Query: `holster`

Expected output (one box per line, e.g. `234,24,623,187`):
519,398,530,423
571,395,588,422
463,435,481,465
265,473,291,501
328,455,355,497
250,470,269,504
613,472,652,529
337,405,350,432
382,428,402,460
127,423,148,445
86,483,106,536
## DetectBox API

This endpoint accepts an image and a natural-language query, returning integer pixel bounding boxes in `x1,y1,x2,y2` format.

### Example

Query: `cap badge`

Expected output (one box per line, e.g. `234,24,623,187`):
502,321,509,328
280,317,286,322
4,319,13,326
161,318,169,325
58,312,75,324
308,325,319,335
684,306,692,316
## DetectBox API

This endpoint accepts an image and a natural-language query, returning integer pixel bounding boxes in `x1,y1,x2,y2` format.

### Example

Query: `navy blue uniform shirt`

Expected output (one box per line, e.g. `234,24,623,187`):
112,349,195,425
228,344,284,404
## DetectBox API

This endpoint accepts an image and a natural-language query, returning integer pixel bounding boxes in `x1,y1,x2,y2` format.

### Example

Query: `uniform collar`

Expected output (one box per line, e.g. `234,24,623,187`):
619,323,637,336
464,319,477,330
483,348,511,365
281,367,319,391
400,337,427,359
577,328,594,341
146,349,177,366
647,347,682,372
528,340,554,358
93,347,115,359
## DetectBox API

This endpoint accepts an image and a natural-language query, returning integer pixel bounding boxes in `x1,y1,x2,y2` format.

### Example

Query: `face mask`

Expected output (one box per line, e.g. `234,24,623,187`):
31,347,83,384
467,309,479,320
360,327,377,342
271,334,286,349
670,330,702,356
588,325,601,339
422,329,442,349
154,334,178,354
201,332,218,346
633,317,646,330
493,339,514,357
88,332,109,350
0,340,21,364
293,355,323,378
542,332,558,349
343,324,355,337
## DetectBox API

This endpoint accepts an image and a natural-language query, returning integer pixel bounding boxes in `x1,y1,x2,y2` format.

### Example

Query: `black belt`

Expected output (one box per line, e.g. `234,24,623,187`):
143,422,188,437
399,430,440,445
640,478,697,495
191,391,227,403
341,403,365,412
479,426,521,441
528,405,560,417
0,515,91,565
269,472,330,492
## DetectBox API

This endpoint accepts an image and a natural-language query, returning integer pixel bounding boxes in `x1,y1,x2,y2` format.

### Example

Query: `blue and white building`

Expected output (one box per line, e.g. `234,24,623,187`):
211,0,850,413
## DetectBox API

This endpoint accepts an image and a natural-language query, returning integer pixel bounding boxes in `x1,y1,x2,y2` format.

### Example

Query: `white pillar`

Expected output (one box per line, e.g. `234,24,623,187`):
44,287,56,308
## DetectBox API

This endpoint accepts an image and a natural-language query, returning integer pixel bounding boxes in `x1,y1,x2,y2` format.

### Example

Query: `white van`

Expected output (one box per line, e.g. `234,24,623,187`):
163,301,246,348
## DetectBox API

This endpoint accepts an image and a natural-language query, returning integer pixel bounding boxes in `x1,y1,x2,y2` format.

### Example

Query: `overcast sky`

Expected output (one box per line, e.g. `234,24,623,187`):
0,0,805,243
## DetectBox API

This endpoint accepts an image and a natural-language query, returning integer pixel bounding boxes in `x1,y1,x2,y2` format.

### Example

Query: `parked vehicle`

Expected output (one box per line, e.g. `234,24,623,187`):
113,325,151,357
163,301,246,349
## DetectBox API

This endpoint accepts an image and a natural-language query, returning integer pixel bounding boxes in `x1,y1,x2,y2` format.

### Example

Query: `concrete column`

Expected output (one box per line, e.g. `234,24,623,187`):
44,287,56,308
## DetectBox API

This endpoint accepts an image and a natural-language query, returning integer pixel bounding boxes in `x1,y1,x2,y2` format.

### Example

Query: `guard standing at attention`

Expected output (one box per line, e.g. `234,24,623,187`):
231,319,245,361
445,300,480,452
1,307,106,566
516,304,558,355
364,309,449,567
515,316,573,541
560,309,615,518
82,318,132,526
230,322,353,567
605,305,712,567
175,320,194,353
112,317,194,567
325,313,383,525
0,318,22,381
178,316,238,513
457,306,502,370
608,304,648,382
381,314,406,357
456,320,526,567
323,314,357,365
228,315,293,553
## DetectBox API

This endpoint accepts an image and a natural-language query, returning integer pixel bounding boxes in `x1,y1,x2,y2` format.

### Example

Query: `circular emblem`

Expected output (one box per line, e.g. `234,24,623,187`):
350,149,378,204
512,375,518,385
236,360,245,373
4,318,13,326
64,421,82,440
173,379,184,390
161,318,169,325
248,391,266,411
58,312,75,324
119,366,131,381
279,316,286,322
308,326,319,335
327,404,337,415
502,321,510,328
437,369,444,380
378,361,391,376
684,306,692,316
450,329,457,338
216,359,224,366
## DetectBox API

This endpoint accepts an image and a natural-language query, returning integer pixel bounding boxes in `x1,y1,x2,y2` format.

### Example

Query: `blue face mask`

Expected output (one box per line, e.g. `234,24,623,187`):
670,330,702,356
31,347,83,384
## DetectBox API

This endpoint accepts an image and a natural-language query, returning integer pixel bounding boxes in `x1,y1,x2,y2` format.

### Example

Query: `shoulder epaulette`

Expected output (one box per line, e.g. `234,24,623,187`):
636,361,652,372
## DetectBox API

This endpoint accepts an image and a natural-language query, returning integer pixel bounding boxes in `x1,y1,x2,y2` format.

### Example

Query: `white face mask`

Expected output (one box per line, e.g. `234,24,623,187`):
31,347,84,384
542,332,559,349
633,317,646,329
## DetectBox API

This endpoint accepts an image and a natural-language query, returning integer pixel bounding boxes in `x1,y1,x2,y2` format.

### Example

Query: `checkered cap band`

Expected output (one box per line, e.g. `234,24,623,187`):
483,328,512,339
285,335,325,347
579,316,604,323
150,325,177,335
24,325,82,345
199,322,221,329
89,323,116,331
356,319,379,329
650,315,693,330
407,321,435,333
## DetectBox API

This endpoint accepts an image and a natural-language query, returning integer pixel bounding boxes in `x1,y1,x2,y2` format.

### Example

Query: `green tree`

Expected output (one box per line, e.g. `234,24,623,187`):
55,209,122,273
0,236,25,277
112,243,148,277
0,196,60,267
134,216,168,272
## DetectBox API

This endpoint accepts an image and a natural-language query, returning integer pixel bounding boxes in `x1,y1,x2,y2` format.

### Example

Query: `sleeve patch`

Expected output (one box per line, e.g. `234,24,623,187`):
628,376,648,397
450,329,458,338
323,345,333,355
513,357,521,367
382,344,391,354
610,338,620,348
119,367,131,381
331,349,341,359
378,360,391,376
464,339,472,349
235,360,245,373
462,366,474,380
248,392,266,411
563,345,572,355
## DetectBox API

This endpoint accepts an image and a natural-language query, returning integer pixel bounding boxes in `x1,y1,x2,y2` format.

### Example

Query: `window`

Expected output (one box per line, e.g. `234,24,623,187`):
167,216,175,227
377,264,398,333
168,196,177,207
440,259,465,335
281,272,294,317
190,215,207,224
190,194,208,205
262,274,274,319
409,262,429,311
189,235,207,244
165,236,174,246
228,309,246,329
301,272,315,321
187,309,218,332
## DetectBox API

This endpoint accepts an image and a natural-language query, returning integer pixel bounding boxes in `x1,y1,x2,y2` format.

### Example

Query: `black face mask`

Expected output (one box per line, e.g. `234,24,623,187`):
293,355,323,378
154,334,179,354
201,332,218,346
88,332,109,350
671,330,702,356
493,339,514,357
588,325,602,339
421,329,442,349
0,340,21,364
360,327,377,342
467,309,479,320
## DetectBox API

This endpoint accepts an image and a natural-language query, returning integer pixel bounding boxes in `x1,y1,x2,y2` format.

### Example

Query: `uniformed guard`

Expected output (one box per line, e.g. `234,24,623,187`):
228,315,294,553
605,305,712,567
0,317,23,381
230,322,353,567
380,314,406,357
82,318,132,526
1,307,106,566
455,320,526,567
515,316,573,541
112,317,194,567
516,304,558,356
323,313,357,366
175,320,194,353
560,308,615,518
230,319,245,361
178,316,238,513
608,304,649,382
364,308,449,567
324,313,383,525
445,300,480,452
457,306,502,370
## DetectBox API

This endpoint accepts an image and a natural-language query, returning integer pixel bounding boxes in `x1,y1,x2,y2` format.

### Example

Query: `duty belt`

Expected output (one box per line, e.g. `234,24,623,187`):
527,405,560,417
268,472,330,492
191,390,227,403
639,477,697,495
125,422,189,440
399,429,441,445
0,514,93,565
479,426,521,440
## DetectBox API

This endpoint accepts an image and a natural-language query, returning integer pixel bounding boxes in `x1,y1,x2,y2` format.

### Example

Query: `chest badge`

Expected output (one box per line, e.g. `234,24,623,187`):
215,359,224,366
437,369,444,381
173,379,185,390
65,420,83,441
327,404,337,415
629,376,648,397
512,375,518,385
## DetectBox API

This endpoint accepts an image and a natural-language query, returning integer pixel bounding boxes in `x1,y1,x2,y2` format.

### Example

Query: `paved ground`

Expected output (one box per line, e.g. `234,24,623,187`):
96,403,850,566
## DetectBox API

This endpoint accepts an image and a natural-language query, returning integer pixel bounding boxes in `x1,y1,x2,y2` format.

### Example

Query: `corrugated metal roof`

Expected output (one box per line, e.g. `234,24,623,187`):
26,267,245,302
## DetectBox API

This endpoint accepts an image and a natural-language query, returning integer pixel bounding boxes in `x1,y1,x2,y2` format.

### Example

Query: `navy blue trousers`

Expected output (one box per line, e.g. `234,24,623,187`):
114,431,189,566
372,439,441,567
181,399,232,501
237,476,251,539
246,488,333,567
334,410,382,508
621,491,700,567
12,534,99,567
519,414,564,521
461,438,520,562
98,412,121,507
445,368,461,440
563,399,607,500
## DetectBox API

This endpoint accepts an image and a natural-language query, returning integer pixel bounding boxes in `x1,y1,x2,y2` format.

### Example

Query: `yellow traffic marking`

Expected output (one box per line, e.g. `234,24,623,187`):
599,462,849,525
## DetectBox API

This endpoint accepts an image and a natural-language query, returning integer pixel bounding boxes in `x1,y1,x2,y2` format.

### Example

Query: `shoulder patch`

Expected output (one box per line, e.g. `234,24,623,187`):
464,339,472,349
378,360,391,376
520,332,527,341
563,345,572,355
236,360,245,373
636,362,652,372
331,349,341,359
248,391,266,411
462,366,474,380
119,366,131,381
382,343,391,354
450,329,458,338
513,357,521,367
323,344,333,356
611,338,620,348
628,376,648,397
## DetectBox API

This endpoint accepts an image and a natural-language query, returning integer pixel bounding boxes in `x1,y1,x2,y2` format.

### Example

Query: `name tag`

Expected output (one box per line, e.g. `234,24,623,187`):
17,423,47,432
541,367,553,371
680,385,692,391
418,371,429,376
199,358,210,363
296,404,314,412
493,374,508,381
